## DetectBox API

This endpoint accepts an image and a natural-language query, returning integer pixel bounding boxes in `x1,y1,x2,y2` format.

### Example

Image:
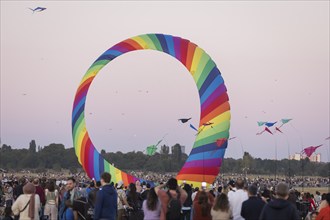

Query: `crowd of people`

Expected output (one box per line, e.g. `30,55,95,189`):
0,172,329,220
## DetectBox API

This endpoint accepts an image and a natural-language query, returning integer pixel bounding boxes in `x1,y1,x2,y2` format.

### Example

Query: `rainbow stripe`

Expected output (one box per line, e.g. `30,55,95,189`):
72,33,230,186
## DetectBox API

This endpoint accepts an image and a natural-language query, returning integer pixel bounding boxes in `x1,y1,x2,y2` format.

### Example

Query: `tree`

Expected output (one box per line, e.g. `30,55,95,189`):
242,152,254,175
171,144,182,162
160,145,169,155
29,140,37,153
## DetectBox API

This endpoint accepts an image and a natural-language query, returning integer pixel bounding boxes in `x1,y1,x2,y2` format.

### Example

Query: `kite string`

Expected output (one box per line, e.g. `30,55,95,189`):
237,137,245,157
282,132,292,184
290,123,304,151
272,134,278,180
290,123,305,190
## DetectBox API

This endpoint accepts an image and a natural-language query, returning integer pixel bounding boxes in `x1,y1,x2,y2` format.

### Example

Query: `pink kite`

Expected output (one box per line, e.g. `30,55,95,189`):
257,127,273,135
265,127,273,135
301,145,322,157
275,127,283,133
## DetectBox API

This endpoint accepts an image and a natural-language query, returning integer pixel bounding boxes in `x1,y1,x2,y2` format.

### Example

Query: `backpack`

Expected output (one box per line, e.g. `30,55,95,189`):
73,197,94,220
166,190,182,220
183,191,192,207
85,201,94,220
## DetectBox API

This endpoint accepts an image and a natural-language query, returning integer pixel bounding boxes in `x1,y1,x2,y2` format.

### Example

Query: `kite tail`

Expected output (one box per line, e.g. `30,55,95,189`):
189,124,198,132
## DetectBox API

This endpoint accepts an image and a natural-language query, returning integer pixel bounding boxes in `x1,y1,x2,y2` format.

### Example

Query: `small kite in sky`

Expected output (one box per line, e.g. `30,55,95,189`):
275,127,283,133
146,145,157,156
178,118,192,123
278,119,292,128
325,136,330,140
145,134,167,156
301,145,322,157
29,7,47,13
265,122,277,127
257,121,267,126
265,127,273,135
257,127,273,135
229,137,237,140
189,124,198,132
197,121,214,135
203,122,214,128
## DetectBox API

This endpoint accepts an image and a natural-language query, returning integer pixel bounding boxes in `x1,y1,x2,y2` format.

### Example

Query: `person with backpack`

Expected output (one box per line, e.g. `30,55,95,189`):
182,184,193,220
117,181,131,220
126,183,144,220
72,194,94,220
155,178,187,220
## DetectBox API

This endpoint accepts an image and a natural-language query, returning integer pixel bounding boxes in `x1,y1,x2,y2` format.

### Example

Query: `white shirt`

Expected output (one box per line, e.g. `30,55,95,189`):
12,194,41,220
228,189,248,220
191,191,198,201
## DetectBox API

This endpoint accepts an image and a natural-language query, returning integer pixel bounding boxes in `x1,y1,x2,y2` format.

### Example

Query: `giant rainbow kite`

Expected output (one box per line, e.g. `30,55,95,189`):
72,33,231,186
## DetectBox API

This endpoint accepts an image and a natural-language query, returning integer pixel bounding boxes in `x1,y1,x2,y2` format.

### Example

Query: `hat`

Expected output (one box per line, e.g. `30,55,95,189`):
117,181,124,189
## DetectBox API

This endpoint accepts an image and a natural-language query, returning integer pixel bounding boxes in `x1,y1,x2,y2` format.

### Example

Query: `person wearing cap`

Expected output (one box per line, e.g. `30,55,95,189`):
116,180,130,220
259,182,299,220
228,178,248,220
240,184,265,220
12,182,41,220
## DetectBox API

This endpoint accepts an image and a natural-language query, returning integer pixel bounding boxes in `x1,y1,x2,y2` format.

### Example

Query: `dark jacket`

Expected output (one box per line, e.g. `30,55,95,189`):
13,184,24,200
259,198,299,220
94,184,117,220
241,196,265,220
35,185,46,205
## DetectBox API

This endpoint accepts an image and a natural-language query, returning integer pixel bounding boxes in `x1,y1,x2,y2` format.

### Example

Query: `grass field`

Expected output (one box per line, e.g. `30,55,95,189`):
296,187,329,194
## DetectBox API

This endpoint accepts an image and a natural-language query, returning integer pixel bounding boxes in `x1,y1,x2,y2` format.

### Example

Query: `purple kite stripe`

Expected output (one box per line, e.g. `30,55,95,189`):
87,143,95,178
201,83,227,111
183,158,222,168
173,37,181,61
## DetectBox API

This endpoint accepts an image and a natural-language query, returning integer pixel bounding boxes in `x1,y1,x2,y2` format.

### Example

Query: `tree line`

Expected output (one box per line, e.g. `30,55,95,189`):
0,140,329,177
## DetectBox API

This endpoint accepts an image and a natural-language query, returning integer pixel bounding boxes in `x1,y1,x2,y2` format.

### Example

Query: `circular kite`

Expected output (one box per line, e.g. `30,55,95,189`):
72,33,230,186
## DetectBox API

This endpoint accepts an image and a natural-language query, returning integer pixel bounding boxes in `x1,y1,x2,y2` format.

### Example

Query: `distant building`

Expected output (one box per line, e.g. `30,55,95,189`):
289,153,321,162
310,153,321,162
180,146,185,154
289,153,302,161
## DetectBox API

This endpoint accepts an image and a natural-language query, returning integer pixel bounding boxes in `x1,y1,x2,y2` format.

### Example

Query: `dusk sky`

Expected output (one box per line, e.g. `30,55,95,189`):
1,1,329,162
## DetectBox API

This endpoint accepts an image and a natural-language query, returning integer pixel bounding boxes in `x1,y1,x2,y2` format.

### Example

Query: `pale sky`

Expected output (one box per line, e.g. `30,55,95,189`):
1,1,329,162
